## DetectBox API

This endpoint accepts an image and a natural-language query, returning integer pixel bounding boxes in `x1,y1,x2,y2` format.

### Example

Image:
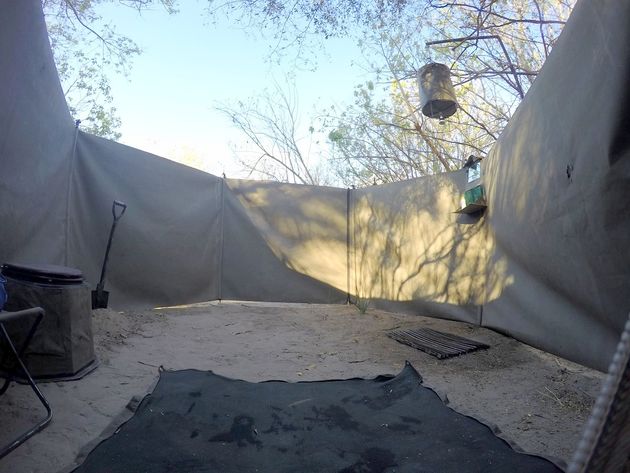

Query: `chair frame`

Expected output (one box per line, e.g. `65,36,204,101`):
0,307,52,458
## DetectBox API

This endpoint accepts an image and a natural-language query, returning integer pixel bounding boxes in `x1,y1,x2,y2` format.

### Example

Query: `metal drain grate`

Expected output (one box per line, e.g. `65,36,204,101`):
387,327,489,359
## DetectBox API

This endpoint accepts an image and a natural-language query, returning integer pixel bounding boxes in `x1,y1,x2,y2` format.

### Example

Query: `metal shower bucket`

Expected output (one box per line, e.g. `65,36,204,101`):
417,63,459,119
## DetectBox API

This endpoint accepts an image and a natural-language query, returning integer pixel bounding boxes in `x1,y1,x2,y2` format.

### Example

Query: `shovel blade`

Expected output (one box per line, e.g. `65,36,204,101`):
91,289,109,310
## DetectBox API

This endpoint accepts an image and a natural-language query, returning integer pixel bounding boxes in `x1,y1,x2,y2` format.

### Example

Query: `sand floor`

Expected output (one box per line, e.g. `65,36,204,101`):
0,302,604,472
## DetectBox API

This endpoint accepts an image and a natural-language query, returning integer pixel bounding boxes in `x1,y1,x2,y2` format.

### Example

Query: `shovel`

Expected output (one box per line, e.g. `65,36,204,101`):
92,200,127,309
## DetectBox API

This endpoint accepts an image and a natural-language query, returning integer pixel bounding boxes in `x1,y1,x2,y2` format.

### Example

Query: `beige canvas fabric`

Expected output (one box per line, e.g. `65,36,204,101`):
1,0,629,370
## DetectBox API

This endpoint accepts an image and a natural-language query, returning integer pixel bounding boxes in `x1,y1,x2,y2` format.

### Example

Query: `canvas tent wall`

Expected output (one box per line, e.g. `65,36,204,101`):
349,0,630,367
0,0,75,265
481,0,630,369
67,133,224,308
221,179,348,304
349,170,487,326
1,0,629,371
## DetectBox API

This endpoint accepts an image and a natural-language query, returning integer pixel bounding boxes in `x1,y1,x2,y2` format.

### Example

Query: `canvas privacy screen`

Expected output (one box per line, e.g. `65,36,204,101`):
1,0,629,371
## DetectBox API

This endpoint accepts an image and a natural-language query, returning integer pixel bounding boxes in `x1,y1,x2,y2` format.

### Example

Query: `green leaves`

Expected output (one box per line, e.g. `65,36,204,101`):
44,0,175,140
328,129,345,143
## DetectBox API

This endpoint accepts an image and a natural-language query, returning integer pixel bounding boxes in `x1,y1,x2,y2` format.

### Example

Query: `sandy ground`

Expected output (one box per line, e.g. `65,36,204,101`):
0,302,604,473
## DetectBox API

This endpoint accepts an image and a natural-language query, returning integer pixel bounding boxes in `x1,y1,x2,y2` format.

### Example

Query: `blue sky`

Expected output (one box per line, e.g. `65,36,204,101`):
95,1,368,178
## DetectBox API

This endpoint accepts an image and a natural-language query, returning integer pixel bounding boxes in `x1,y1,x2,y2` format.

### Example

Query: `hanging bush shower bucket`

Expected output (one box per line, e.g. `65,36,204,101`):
417,63,459,119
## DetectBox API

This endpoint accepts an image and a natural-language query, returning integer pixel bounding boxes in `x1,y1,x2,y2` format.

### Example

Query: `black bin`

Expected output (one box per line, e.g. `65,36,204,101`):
1,263,97,380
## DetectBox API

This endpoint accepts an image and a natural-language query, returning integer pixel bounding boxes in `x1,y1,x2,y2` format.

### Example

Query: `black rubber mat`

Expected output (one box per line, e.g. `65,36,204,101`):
388,328,490,359
72,363,559,473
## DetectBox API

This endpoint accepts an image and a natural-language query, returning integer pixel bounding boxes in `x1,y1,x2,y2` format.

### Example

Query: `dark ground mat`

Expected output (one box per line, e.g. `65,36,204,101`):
388,328,490,359
72,363,559,473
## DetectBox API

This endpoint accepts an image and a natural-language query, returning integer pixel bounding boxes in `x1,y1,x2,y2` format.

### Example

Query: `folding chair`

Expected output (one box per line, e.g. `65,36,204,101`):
0,307,52,458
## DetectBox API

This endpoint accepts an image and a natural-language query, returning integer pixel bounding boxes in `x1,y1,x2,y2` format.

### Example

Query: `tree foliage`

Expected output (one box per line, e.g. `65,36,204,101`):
212,0,576,186
328,0,575,186
43,0,177,140
216,81,328,185
45,0,576,181
208,0,412,61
